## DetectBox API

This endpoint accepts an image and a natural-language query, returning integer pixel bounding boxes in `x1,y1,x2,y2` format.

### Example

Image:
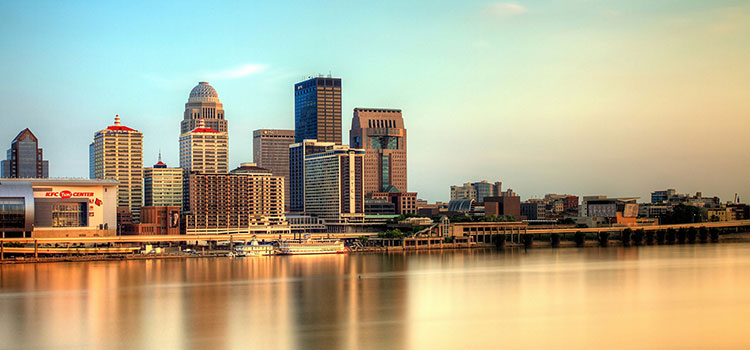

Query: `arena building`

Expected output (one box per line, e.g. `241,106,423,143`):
0,178,118,238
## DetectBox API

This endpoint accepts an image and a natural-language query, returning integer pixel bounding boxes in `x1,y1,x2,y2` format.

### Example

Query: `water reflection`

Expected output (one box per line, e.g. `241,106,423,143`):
2,245,750,349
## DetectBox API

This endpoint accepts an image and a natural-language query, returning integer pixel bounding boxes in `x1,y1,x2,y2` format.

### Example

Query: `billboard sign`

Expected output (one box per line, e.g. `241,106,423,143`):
169,209,180,228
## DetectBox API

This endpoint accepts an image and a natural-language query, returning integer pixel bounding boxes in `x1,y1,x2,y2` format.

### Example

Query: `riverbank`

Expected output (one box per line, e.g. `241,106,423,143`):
3,232,750,264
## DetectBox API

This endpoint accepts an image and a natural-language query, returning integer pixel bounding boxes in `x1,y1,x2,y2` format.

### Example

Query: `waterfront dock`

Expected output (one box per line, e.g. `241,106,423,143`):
2,220,749,262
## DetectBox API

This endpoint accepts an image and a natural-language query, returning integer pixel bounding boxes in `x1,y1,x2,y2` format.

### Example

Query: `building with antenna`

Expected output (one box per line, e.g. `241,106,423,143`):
294,76,342,144
143,154,183,208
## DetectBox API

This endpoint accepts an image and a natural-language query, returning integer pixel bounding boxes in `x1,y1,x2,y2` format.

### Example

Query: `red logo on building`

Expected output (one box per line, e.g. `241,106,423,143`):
60,190,73,199
95,198,103,206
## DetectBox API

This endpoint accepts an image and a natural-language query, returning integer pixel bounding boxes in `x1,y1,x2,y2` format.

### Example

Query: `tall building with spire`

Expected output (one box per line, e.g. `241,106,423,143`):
350,108,407,195
179,119,228,174
90,115,143,221
144,154,183,207
1,128,49,178
181,82,227,134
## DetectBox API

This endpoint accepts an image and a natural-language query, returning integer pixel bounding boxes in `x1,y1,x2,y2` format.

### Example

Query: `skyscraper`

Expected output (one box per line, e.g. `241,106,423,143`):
289,139,336,212
144,157,183,207
179,119,229,174
294,77,342,144
90,115,143,221
350,108,407,195
1,128,49,178
181,82,227,134
253,129,295,209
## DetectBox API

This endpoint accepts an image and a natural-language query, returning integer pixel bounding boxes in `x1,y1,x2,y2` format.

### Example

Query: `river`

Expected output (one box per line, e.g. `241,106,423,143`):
2,244,750,349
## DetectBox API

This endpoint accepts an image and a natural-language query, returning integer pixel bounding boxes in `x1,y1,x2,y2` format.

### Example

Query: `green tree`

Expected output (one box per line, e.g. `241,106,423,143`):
661,204,707,224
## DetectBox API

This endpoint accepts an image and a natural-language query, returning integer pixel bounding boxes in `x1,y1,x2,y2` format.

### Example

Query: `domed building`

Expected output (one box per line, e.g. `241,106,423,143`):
180,82,227,134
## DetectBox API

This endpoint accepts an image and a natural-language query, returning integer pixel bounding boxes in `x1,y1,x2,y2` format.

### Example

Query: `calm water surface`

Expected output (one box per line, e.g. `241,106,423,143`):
2,244,750,349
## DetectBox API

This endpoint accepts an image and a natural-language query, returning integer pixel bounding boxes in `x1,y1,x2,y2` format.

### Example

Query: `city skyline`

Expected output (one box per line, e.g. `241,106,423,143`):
1,0,748,203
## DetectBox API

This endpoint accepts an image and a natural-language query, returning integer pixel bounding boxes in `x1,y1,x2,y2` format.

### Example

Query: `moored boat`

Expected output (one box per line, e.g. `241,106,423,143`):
234,237,275,257
276,238,347,255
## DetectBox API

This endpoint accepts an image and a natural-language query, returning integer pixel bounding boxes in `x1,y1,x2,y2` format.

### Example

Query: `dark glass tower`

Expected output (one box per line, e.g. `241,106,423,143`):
294,77,342,144
1,129,49,178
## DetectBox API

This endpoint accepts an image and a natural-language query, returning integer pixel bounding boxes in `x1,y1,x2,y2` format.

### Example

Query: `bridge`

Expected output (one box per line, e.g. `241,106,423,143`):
459,220,750,246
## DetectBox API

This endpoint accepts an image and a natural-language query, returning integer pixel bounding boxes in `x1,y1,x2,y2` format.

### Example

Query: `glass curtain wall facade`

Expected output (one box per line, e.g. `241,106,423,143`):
294,77,342,144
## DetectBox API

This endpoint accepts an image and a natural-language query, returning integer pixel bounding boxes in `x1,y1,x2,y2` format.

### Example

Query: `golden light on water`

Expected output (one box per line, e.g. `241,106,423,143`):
2,246,750,349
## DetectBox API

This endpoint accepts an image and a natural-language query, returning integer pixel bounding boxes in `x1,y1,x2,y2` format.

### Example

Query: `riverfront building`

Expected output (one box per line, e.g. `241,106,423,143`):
520,201,546,220
350,108,407,195
253,129,295,209
89,115,143,221
182,163,287,234
143,159,183,208
1,128,49,179
122,206,181,235
303,145,365,220
450,181,502,202
181,82,227,134
289,139,336,212
294,77,342,144
484,196,521,219
371,191,417,215
0,178,118,238
179,119,228,174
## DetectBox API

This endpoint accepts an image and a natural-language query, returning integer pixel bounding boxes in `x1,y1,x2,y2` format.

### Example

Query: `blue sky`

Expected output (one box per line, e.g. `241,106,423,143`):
1,0,748,202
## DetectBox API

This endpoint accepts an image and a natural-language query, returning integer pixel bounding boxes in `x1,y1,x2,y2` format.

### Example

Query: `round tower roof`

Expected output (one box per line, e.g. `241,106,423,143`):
188,82,219,102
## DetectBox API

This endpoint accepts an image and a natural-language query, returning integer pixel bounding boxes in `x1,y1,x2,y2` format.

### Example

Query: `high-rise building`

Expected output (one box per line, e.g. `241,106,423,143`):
253,129,295,209
179,119,228,174
90,115,143,221
303,145,365,219
182,163,287,234
181,82,227,134
294,77,342,144
144,158,183,207
289,139,336,212
1,128,49,178
350,108,407,195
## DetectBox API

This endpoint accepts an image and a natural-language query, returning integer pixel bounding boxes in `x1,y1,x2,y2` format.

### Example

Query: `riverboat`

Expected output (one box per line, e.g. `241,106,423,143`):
233,237,275,257
276,238,347,255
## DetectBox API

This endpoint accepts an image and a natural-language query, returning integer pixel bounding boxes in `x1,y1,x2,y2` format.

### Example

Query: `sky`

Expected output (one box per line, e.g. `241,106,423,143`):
0,0,748,203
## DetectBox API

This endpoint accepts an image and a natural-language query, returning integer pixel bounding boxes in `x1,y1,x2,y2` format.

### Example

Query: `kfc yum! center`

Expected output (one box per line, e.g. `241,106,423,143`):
0,178,118,238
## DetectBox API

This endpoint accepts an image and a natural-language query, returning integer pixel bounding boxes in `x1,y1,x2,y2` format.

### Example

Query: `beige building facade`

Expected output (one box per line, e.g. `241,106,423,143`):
144,161,183,208
181,82,227,134
89,115,143,221
179,119,228,174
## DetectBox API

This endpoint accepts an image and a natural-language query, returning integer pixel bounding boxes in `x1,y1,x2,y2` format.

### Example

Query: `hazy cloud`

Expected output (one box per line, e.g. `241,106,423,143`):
486,2,528,19
205,63,269,80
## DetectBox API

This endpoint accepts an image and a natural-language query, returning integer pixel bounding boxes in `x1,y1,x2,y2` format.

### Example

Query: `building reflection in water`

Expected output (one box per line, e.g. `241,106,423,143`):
2,245,750,349
0,254,410,350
